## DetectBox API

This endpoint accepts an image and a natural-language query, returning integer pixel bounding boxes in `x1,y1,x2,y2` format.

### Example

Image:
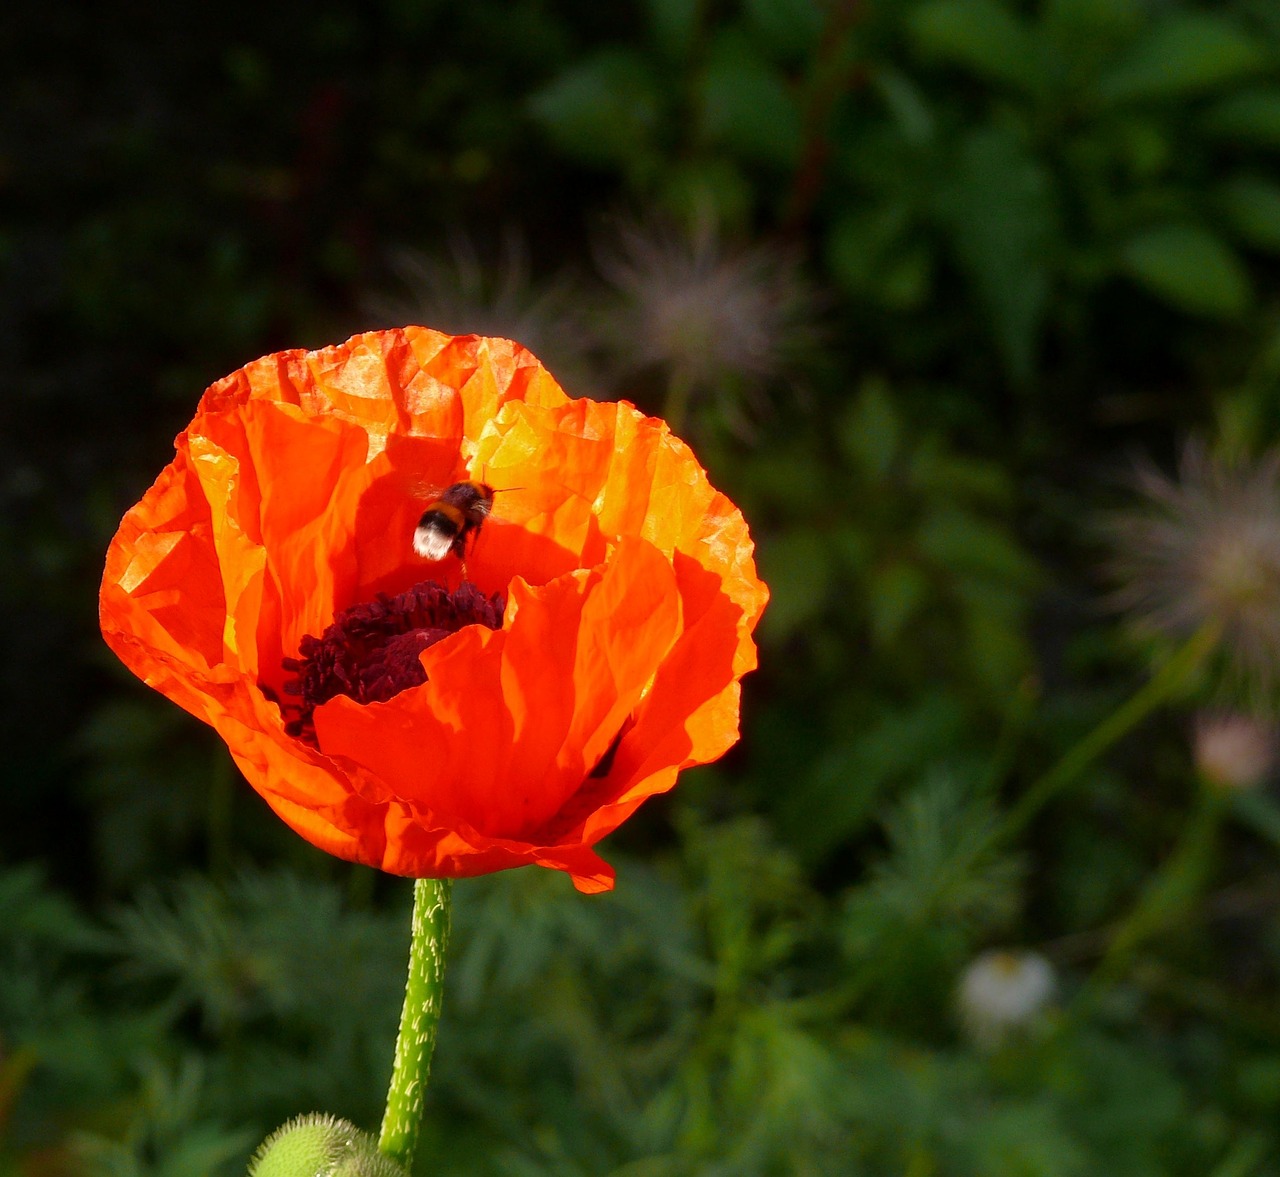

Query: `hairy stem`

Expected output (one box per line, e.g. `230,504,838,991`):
378,877,453,1171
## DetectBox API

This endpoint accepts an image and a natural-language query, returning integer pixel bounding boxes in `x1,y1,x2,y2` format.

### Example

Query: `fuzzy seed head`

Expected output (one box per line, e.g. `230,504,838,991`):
597,218,807,401
1108,444,1280,698
957,950,1056,1049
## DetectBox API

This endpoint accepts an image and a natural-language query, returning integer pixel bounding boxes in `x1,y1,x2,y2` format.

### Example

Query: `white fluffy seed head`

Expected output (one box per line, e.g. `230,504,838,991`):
595,217,810,421
957,949,1056,1049
1107,443,1280,702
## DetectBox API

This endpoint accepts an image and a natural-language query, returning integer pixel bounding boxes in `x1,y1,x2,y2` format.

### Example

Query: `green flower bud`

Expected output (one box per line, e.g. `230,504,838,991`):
248,1114,409,1177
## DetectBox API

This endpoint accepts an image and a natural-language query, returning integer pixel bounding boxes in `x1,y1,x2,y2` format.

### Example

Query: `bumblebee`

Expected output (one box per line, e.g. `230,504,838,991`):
412,479,495,562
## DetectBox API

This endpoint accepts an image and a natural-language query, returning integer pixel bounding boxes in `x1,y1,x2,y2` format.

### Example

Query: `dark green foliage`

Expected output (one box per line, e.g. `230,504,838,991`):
5,803,1279,1175
7,0,1280,1173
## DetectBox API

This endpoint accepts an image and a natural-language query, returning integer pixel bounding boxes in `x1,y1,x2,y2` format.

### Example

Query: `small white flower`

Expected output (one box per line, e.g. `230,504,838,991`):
1194,712,1276,789
957,949,1056,1049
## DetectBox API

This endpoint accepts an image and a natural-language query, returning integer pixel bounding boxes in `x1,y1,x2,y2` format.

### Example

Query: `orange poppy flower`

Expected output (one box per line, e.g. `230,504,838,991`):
100,328,767,892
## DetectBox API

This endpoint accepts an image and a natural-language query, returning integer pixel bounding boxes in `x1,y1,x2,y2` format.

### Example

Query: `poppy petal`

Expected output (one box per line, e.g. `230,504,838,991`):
101,329,766,890
313,537,681,841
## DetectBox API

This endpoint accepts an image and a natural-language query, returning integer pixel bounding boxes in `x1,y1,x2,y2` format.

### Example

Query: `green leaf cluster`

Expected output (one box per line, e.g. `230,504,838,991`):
8,784,1280,1174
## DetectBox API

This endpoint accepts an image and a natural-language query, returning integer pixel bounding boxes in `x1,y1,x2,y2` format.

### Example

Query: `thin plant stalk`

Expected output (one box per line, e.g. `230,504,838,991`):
378,877,453,1171
995,620,1221,846
1069,784,1226,1019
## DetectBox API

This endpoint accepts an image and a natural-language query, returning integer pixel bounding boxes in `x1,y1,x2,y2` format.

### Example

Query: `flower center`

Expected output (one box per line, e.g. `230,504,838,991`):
281,579,505,743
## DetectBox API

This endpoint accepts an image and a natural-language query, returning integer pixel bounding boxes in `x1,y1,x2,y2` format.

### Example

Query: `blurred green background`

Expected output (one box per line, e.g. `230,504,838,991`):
7,0,1280,1173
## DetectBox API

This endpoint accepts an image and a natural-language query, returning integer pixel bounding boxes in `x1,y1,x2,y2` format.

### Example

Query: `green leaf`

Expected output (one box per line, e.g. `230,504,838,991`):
643,0,701,61
1119,223,1252,318
916,507,1038,588
775,695,969,862
934,127,1058,384
827,206,933,310
1230,788,1280,855
909,0,1044,94
966,1104,1090,1176
743,0,825,64
0,865,102,949
1217,176,1280,254
963,597,1033,694
827,206,905,289
867,560,930,646
838,378,902,479
910,448,1013,506
878,246,933,311
756,528,833,642
744,449,827,513
528,49,662,169
843,774,1020,945
698,33,804,168
1043,0,1142,42
872,68,936,145
658,157,755,230
1095,14,1267,105
1202,87,1280,149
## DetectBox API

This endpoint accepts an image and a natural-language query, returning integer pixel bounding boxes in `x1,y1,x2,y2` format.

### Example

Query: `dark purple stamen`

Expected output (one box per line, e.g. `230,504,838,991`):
281,579,505,743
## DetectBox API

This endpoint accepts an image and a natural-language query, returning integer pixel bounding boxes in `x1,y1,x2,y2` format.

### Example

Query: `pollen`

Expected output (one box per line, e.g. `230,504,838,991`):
281,580,505,742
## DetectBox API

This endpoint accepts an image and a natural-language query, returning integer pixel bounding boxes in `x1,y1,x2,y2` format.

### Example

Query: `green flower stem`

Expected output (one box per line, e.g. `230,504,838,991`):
378,877,453,1172
1070,784,1226,1018
995,620,1221,847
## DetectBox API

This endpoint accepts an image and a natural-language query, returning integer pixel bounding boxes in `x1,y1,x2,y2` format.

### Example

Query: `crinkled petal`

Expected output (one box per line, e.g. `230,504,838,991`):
100,328,766,890
313,538,681,839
